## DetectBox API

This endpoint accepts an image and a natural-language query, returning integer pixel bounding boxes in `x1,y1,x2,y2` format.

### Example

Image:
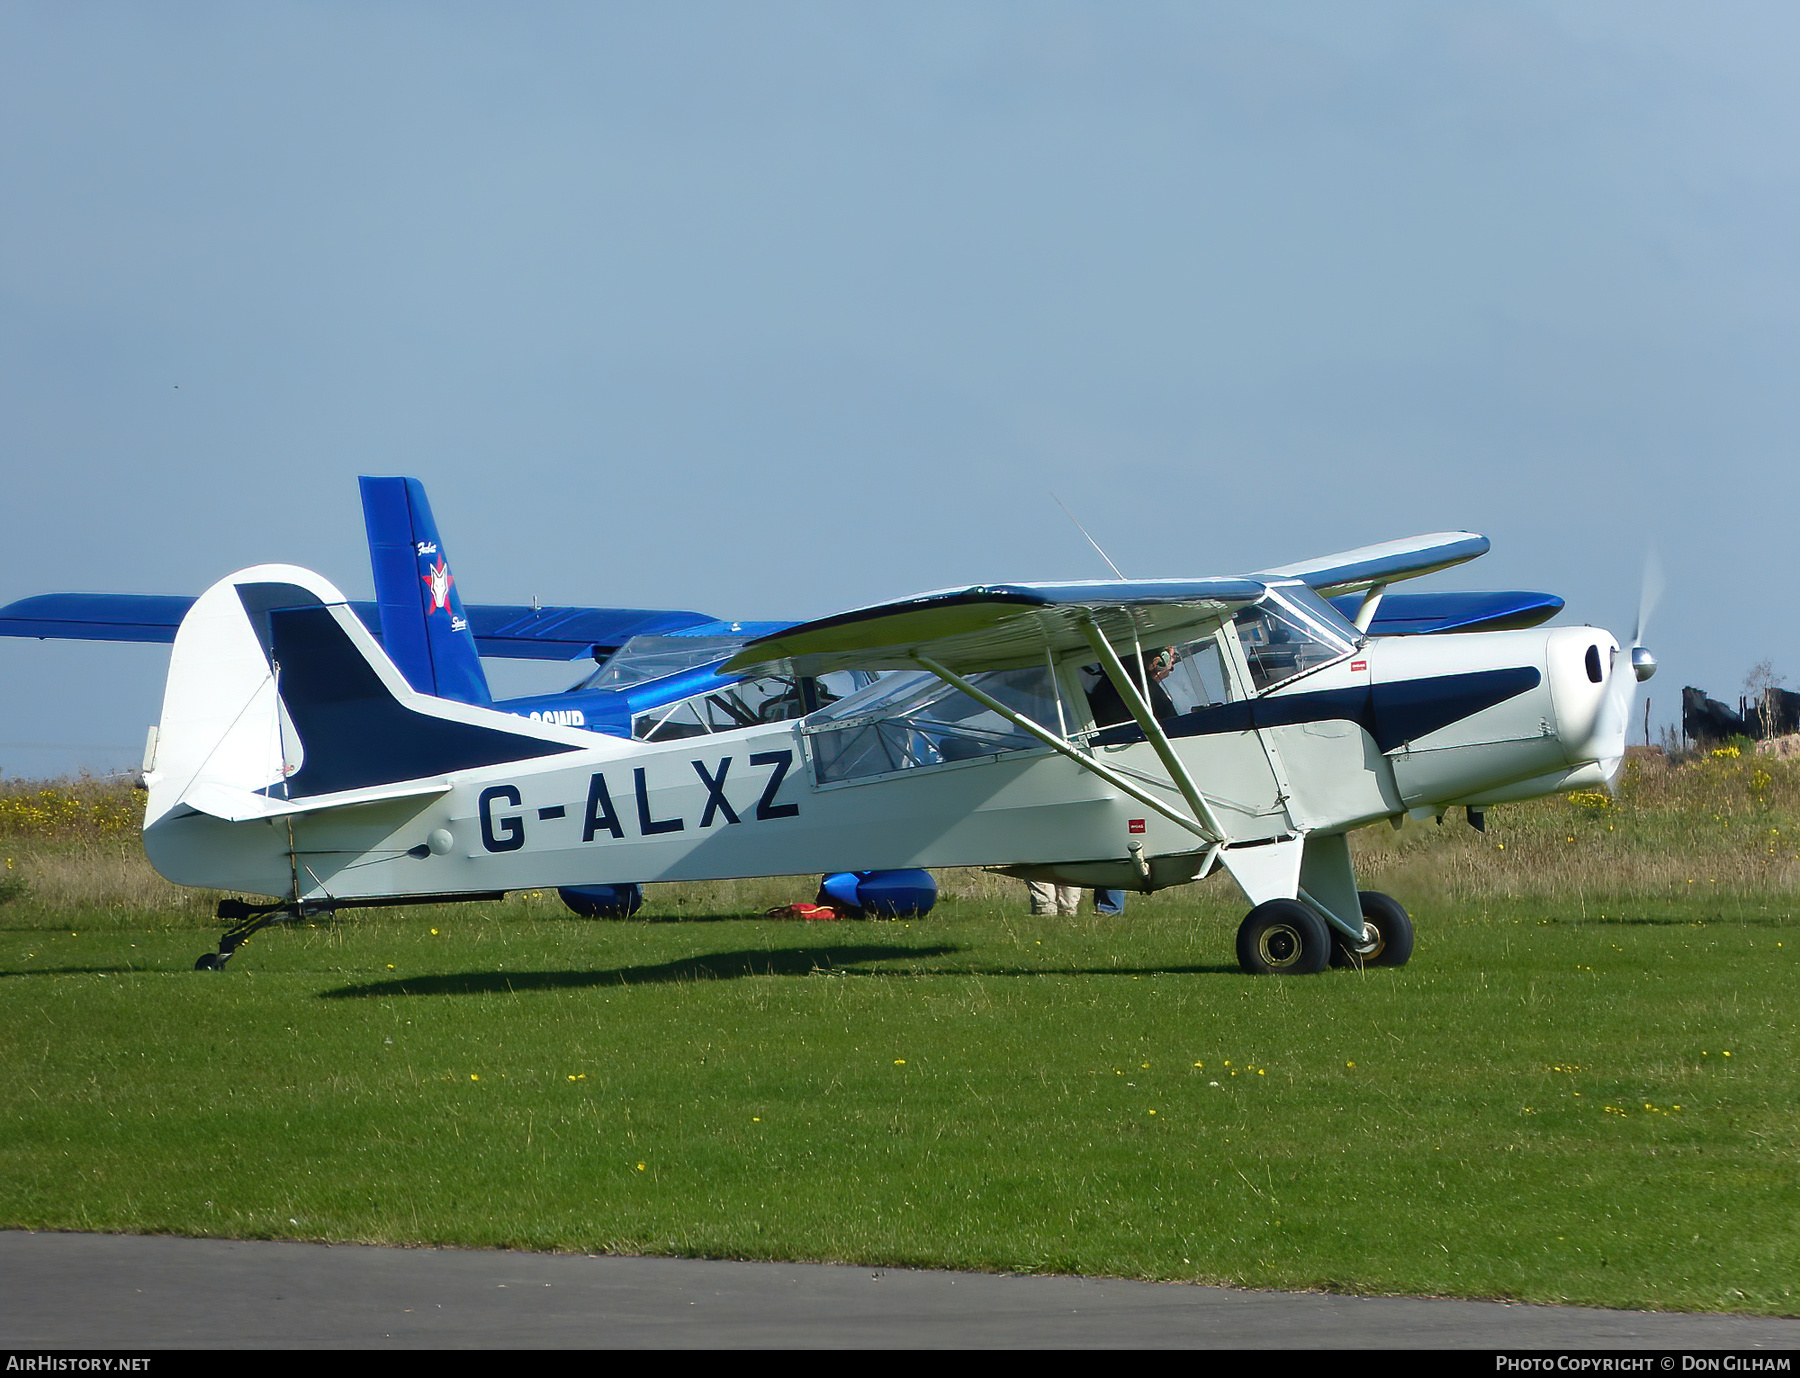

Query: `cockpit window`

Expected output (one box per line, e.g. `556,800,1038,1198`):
1233,591,1355,693
802,667,1059,784
632,670,869,741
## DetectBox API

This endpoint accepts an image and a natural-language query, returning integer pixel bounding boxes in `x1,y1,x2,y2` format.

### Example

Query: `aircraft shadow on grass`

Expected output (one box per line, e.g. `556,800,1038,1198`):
319,943,964,998
317,944,1241,998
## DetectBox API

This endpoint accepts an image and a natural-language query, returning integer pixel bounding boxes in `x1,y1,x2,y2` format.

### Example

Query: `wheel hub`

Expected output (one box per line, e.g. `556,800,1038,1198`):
1350,921,1384,959
1257,924,1305,969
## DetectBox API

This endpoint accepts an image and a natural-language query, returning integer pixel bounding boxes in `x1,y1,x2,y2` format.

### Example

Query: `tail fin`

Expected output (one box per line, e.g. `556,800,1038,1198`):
359,476,492,707
144,565,586,829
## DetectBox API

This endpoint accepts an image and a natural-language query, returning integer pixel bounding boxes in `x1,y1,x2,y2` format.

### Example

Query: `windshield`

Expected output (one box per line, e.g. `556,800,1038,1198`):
1277,583,1363,643
575,635,747,692
1233,588,1356,693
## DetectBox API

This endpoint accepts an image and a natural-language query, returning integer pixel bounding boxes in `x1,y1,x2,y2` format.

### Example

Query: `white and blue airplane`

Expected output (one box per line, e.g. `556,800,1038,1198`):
51,514,1648,975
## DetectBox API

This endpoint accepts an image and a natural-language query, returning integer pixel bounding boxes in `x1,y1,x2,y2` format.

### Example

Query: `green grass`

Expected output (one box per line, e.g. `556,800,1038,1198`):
0,760,1795,1314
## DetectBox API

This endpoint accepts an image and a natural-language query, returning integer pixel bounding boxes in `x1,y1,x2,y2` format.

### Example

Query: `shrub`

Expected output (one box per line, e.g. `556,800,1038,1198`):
0,776,141,841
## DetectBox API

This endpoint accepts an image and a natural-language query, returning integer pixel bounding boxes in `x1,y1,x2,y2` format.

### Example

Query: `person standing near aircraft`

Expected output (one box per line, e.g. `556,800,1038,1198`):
1083,647,1180,916
1021,649,1179,918
1026,881,1081,916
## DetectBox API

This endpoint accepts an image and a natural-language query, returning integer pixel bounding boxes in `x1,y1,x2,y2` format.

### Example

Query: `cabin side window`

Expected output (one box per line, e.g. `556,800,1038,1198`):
1158,635,1232,712
1075,631,1234,733
633,671,870,741
802,667,1059,784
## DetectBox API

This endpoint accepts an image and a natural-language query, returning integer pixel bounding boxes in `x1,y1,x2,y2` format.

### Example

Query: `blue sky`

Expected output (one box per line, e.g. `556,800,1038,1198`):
4,2,1797,776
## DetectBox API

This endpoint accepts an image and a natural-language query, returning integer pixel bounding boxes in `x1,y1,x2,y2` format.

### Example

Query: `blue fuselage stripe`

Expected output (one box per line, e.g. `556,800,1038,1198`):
1092,666,1543,753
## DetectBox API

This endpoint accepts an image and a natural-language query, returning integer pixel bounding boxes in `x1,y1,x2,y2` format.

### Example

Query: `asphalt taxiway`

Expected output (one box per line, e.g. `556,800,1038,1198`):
3,1231,1795,1349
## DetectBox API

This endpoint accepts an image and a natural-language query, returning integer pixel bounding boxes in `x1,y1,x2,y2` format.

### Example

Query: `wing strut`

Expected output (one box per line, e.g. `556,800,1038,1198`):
1076,614,1231,841
1352,583,1387,633
910,653,1220,845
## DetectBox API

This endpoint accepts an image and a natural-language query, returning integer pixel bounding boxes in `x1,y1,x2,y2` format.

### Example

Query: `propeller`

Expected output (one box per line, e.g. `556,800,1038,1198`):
1597,550,1662,786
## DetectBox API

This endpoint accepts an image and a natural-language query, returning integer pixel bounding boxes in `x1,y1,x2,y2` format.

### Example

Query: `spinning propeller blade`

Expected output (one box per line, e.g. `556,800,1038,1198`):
1599,550,1661,788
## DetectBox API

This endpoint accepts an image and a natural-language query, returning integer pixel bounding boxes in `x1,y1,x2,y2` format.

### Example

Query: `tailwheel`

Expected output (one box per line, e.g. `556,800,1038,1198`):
1236,899,1331,975
193,898,298,972
1329,891,1415,969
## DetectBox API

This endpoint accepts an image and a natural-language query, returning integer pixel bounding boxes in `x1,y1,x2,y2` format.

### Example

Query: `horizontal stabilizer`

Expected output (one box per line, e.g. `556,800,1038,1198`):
1258,532,1489,596
182,777,454,823
725,578,1264,677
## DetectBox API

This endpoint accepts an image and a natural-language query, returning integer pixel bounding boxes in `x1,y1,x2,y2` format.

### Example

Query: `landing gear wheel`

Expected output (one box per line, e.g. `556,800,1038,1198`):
1236,899,1331,975
194,953,229,971
1329,891,1414,969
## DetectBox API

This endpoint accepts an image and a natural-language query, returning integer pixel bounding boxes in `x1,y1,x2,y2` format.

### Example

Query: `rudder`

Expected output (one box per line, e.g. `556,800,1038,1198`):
360,476,492,706
144,565,584,830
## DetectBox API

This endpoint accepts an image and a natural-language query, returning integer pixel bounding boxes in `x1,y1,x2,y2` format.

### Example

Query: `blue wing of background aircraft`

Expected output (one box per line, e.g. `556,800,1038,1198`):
1326,589,1563,635
0,591,722,662
0,593,199,645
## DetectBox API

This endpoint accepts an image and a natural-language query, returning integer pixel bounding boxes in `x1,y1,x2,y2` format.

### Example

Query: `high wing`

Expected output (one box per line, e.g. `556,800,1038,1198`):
724,575,1273,850
728,533,1495,679
1256,532,1489,596
723,577,1267,678
0,591,722,663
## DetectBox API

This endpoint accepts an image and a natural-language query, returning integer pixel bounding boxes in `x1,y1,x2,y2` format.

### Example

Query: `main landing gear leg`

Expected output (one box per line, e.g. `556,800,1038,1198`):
194,898,297,971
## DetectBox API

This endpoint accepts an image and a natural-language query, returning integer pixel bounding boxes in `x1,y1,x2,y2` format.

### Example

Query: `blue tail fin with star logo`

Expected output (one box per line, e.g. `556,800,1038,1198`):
359,476,493,707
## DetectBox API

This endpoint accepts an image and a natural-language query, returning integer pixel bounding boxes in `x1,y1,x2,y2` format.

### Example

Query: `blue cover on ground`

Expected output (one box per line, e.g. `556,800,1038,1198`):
558,884,645,919
817,870,938,917
817,872,864,909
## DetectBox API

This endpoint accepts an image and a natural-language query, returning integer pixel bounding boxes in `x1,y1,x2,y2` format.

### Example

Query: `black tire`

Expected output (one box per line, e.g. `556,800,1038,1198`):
194,953,227,971
1236,899,1331,975
1330,891,1415,969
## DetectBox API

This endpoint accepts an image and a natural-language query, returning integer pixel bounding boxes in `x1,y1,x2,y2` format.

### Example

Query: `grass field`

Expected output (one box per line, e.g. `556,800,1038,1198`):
0,756,1795,1315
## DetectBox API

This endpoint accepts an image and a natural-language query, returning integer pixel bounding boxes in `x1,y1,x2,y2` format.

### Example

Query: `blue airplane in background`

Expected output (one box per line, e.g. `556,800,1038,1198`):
1,477,1565,923
1,478,919,918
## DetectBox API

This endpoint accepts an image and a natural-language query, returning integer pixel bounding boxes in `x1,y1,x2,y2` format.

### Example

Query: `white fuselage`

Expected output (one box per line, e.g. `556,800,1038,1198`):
144,617,1630,905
